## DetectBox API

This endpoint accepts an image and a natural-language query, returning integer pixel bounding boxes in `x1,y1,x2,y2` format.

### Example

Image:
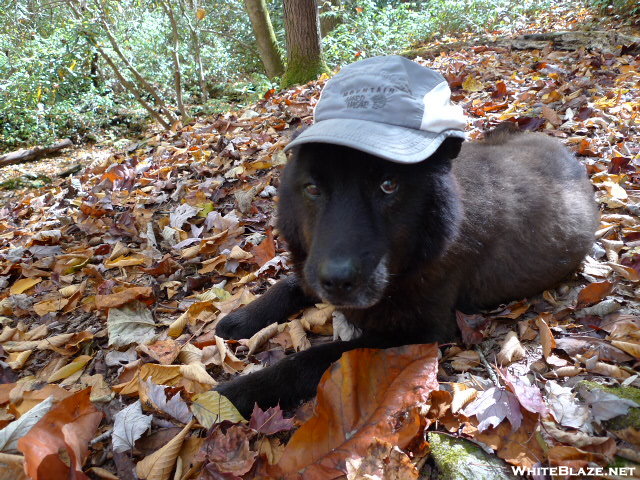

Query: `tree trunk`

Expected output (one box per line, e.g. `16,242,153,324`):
244,0,284,79
191,25,208,102
161,0,189,121
281,0,329,88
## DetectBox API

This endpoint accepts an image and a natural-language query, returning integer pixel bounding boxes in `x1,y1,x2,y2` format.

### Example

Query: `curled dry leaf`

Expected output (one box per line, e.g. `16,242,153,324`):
555,336,633,363
9,278,41,295
136,419,194,480
142,379,192,424
496,331,525,365
17,388,103,480
47,354,92,382
248,404,294,435
276,343,439,478
535,315,556,359
451,383,478,414
288,319,310,352
246,322,279,354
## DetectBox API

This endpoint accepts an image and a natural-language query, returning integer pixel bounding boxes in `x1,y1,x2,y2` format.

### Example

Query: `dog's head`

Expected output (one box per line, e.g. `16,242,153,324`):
277,137,463,308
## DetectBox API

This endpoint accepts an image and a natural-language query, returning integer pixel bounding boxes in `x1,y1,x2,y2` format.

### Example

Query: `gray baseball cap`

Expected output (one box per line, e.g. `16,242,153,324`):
284,55,467,163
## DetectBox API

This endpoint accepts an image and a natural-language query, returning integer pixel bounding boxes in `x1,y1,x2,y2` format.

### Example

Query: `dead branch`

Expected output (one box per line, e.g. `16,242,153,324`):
0,139,73,168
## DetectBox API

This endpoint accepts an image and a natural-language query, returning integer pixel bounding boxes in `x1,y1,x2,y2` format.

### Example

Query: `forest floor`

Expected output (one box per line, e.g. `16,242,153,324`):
0,4,639,480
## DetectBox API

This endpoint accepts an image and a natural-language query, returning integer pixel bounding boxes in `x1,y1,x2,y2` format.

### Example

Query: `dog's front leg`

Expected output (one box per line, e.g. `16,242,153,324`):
215,334,395,417
215,274,317,340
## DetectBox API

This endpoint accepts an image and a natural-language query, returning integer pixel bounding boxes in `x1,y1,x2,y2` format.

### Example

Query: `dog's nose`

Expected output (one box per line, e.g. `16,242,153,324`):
318,258,358,294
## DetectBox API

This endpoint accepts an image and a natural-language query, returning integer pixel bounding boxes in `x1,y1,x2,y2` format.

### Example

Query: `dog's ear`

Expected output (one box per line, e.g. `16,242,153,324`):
436,136,463,161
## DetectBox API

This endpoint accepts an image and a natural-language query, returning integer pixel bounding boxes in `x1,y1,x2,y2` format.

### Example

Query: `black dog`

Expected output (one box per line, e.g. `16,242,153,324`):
215,129,599,416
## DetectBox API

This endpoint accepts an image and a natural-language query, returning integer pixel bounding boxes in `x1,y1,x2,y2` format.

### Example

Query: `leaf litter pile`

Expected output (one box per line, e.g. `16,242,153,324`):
1,13,639,480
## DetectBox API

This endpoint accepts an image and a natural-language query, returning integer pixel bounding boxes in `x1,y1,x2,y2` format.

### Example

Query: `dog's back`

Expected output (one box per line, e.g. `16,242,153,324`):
451,131,599,310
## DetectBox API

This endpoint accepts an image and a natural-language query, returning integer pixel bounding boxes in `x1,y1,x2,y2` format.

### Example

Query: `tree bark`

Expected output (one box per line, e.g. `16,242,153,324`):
178,0,208,102
161,0,189,120
0,139,73,167
281,0,329,88
244,0,284,79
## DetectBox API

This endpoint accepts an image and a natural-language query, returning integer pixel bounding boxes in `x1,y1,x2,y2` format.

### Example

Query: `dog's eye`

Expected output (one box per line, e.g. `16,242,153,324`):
380,179,398,194
304,183,321,198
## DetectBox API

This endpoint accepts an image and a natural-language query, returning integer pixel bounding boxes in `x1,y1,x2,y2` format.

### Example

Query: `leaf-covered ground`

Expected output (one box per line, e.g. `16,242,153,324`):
0,6,639,480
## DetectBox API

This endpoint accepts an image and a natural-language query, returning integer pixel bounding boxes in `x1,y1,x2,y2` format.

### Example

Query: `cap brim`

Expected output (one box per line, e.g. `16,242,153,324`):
284,118,466,164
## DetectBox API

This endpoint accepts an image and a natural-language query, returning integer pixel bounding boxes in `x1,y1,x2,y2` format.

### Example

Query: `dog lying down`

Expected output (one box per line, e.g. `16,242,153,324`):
215,56,600,417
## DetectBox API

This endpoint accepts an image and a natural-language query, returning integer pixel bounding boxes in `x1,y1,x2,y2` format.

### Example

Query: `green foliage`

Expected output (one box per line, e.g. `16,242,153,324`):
0,0,566,152
584,0,640,16
322,0,555,67
322,1,433,66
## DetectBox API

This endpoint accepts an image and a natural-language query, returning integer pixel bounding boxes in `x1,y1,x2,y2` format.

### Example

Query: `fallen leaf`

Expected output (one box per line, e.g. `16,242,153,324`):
112,400,152,453
108,300,158,348
95,286,154,310
576,281,613,308
248,404,294,435
9,278,41,295
496,331,525,365
462,387,522,432
142,379,192,423
196,423,257,477
535,315,556,359
578,385,639,423
545,381,591,432
190,391,246,428
18,388,103,480
0,396,54,453
276,344,439,478
136,419,194,480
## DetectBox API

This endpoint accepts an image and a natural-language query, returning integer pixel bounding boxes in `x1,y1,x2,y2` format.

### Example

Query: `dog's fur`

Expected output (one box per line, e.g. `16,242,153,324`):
215,129,599,416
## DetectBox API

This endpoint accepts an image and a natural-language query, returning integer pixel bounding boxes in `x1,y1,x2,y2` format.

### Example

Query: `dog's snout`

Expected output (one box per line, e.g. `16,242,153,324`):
318,258,358,294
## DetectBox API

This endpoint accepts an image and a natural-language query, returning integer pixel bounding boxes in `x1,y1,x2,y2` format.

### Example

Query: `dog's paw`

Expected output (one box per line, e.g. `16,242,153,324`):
215,309,262,340
215,378,257,419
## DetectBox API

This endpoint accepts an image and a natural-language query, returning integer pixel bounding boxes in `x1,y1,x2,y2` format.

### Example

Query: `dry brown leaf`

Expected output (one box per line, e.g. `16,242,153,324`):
18,388,102,480
138,339,181,365
288,319,310,352
610,340,640,359
450,350,481,371
136,420,194,480
33,297,69,316
535,315,556,359
247,322,279,354
576,281,614,308
451,383,479,414
0,452,27,480
276,344,439,478
9,278,41,295
473,411,543,469
496,331,525,365
95,286,154,310
47,354,92,382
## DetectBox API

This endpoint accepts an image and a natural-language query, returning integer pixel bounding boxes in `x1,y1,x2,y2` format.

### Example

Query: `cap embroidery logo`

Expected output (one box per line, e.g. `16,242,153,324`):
344,94,369,109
